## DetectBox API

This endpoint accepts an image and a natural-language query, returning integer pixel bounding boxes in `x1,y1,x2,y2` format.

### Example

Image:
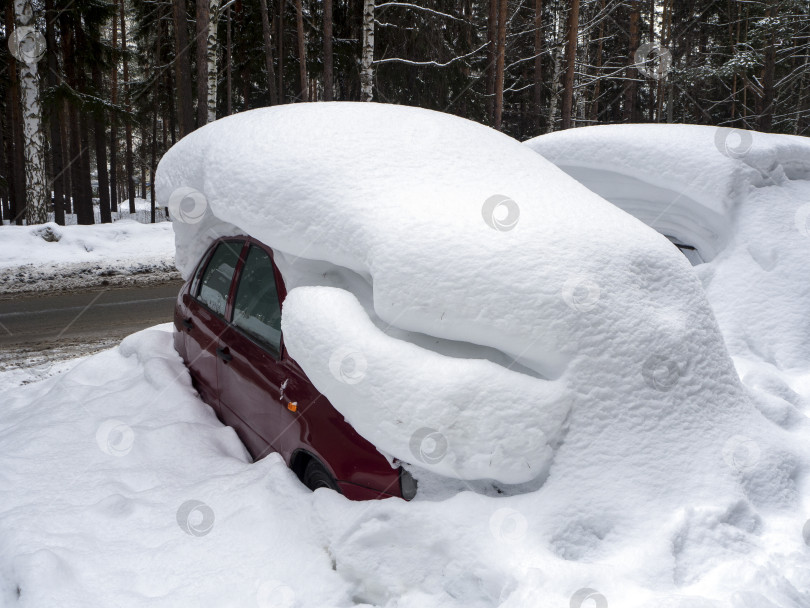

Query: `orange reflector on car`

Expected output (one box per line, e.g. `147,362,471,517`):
287,402,298,412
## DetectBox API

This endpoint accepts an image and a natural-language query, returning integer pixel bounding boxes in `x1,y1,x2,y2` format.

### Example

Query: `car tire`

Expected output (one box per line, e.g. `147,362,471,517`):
303,459,341,493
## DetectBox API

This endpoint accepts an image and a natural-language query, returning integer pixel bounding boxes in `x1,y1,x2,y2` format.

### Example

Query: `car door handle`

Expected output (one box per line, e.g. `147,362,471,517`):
216,347,233,363
182,318,193,330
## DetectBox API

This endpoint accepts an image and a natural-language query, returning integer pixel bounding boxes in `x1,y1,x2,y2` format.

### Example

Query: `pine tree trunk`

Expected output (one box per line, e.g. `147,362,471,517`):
622,0,640,123
207,0,219,122
360,0,375,101
486,0,497,123
226,4,233,114
91,61,112,223
295,0,308,101
60,11,90,224
259,0,278,105
196,0,210,127
493,0,508,130
74,22,95,225
13,0,48,225
44,0,65,225
173,0,195,137
277,0,284,100
758,5,776,132
533,0,543,130
560,0,580,130
3,20,24,226
109,9,118,214
120,0,136,212
323,0,333,101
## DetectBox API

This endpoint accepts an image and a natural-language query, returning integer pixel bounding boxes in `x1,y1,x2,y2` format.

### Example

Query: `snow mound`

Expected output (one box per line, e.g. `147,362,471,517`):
524,124,810,260
157,102,747,486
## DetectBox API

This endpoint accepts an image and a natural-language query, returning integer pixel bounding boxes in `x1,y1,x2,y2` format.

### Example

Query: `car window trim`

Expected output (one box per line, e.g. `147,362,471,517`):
191,238,248,321
227,242,283,361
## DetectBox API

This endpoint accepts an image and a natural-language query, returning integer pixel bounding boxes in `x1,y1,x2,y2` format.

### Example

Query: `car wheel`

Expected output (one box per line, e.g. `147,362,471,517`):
303,459,341,493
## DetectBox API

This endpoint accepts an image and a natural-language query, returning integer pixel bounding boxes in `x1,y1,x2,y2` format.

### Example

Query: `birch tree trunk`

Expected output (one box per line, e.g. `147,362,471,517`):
13,0,47,225
360,0,375,102
207,0,220,122
259,0,278,105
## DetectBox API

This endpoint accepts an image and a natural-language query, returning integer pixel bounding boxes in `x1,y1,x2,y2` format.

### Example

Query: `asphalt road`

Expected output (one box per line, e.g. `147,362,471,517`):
0,281,184,351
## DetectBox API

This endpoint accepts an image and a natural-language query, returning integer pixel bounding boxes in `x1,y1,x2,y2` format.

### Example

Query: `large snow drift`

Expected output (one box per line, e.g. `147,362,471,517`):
156,102,746,487
524,124,810,261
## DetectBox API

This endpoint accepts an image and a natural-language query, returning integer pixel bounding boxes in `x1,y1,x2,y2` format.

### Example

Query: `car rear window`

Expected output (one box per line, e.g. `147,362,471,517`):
232,246,282,355
197,241,243,316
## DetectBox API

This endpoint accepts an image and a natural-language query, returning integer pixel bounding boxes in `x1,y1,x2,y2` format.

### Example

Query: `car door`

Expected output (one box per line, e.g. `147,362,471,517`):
182,239,245,415
217,243,289,460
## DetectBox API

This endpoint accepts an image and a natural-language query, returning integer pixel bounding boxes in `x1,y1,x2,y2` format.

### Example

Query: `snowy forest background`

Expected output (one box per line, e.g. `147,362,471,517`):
0,0,808,227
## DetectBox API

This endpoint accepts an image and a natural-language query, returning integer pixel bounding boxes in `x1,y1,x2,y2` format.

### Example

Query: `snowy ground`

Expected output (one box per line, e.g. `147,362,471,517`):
2,109,810,608
0,220,179,295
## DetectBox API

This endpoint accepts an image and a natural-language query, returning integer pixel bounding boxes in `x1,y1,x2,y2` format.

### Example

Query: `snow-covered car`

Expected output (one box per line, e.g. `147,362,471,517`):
174,235,417,500
156,103,756,510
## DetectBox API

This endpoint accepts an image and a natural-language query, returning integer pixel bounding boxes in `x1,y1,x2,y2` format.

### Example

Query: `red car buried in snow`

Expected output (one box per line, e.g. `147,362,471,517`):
173,235,417,501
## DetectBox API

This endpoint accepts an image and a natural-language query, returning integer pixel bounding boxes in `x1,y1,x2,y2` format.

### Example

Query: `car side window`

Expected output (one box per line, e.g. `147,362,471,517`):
232,246,282,355
196,241,243,316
